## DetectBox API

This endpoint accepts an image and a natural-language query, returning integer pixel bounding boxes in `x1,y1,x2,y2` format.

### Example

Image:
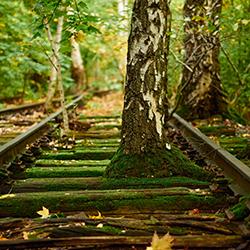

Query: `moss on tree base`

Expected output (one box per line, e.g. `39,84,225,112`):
104,146,213,181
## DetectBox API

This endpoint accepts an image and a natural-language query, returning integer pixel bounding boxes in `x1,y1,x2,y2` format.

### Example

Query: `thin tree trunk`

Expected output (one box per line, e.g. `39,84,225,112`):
179,0,227,119
118,0,129,33
44,19,62,110
70,36,87,91
45,17,69,134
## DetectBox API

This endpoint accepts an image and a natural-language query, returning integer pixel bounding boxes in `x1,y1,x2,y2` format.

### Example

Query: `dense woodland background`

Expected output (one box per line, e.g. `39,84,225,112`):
0,0,249,123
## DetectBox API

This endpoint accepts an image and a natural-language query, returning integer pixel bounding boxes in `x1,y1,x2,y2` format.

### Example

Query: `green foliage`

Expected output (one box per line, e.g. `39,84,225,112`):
0,0,49,101
78,0,132,91
220,0,250,121
0,0,249,122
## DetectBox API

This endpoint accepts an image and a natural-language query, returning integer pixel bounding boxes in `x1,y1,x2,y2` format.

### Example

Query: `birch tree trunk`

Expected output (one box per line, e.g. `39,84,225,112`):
44,18,63,111
179,0,227,119
122,0,170,154
105,0,171,177
70,36,87,91
118,0,128,34
45,16,69,134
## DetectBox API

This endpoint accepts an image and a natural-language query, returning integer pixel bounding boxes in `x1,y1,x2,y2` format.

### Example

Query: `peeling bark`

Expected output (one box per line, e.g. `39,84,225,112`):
70,36,87,91
179,0,227,119
121,0,170,154
105,0,213,178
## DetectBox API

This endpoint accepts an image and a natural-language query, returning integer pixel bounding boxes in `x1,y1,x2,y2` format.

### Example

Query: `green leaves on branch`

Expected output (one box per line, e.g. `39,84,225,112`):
32,0,100,40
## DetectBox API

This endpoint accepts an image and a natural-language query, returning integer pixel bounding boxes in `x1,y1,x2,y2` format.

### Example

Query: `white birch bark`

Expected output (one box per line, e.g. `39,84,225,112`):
45,17,69,134
70,36,86,91
44,18,62,110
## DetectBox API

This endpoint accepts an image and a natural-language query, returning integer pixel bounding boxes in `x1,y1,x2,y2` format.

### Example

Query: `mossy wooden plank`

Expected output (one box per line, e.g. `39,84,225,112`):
24,166,105,178
198,125,236,136
13,177,210,193
0,188,225,217
89,124,122,131
76,138,120,145
79,115,121,120
39,149,116,160
0,235,243,249
70,131,120,139
35,159,110,167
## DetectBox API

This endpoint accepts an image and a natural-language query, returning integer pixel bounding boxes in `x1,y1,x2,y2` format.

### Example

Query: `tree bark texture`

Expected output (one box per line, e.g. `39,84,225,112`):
44,18,63,110
121,0,170,154
70,36,87,91
45,17,69,133
180,0,227,119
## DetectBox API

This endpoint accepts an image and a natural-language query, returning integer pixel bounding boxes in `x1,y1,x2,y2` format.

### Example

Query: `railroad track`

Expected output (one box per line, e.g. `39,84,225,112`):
0,95,83,166
0,105,249,249
0,103,46,147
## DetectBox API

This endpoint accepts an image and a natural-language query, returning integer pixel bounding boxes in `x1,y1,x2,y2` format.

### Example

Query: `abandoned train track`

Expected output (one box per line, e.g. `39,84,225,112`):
0,100,249,249
0,95,83,166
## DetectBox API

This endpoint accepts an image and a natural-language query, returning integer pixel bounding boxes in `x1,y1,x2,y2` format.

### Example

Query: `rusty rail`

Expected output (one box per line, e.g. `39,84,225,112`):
170,113,250,196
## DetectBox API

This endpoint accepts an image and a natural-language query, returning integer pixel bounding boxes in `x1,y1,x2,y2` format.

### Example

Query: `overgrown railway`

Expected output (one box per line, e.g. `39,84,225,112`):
0,95,249,249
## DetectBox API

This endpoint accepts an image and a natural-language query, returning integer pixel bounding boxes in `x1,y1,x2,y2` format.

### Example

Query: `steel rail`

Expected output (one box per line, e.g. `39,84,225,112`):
0,95,78,116
0,95,83,166
0,102,45,116
170,113,250,196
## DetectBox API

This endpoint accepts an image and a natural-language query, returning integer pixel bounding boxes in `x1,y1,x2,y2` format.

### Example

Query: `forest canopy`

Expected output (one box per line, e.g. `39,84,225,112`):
0,0,249,122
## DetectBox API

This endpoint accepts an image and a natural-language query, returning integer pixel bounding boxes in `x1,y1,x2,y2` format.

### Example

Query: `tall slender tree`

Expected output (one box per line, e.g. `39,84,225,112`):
70,35,87,91
105,0,210,179
178,0,227,119
44,17,63,111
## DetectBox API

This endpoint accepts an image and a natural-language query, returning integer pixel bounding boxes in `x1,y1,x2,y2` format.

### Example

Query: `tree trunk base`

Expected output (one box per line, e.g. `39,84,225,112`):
104,146,213,180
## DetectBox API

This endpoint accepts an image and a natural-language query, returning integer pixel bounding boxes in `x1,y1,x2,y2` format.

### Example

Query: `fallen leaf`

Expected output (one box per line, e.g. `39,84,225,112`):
37,206,50,219
0,194,15,199
192,208,200,214
0,235,7,241
147,232,174,250
89,211,104,220
23,232,29,240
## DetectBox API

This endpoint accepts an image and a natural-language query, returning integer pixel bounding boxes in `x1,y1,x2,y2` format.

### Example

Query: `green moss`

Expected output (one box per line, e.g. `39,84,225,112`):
0,191,225,218
35,159,110,167
14,177,210,192
75,144,119,149
169,226,187,235
89,124,122,131
40,149,115,161
70,131,120,140
105,146,213,180
229,203,250,220
25,166,105,178
77,138,120,145
101,177,209,189
79,115,121,120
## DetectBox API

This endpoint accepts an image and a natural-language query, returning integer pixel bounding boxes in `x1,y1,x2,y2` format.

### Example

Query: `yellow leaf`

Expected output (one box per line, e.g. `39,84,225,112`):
0,194,15,199
75,30,85,42
23,232,29,240
37,206,50,219
0,235,7,241
147,232,174,250
89,211,104,220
